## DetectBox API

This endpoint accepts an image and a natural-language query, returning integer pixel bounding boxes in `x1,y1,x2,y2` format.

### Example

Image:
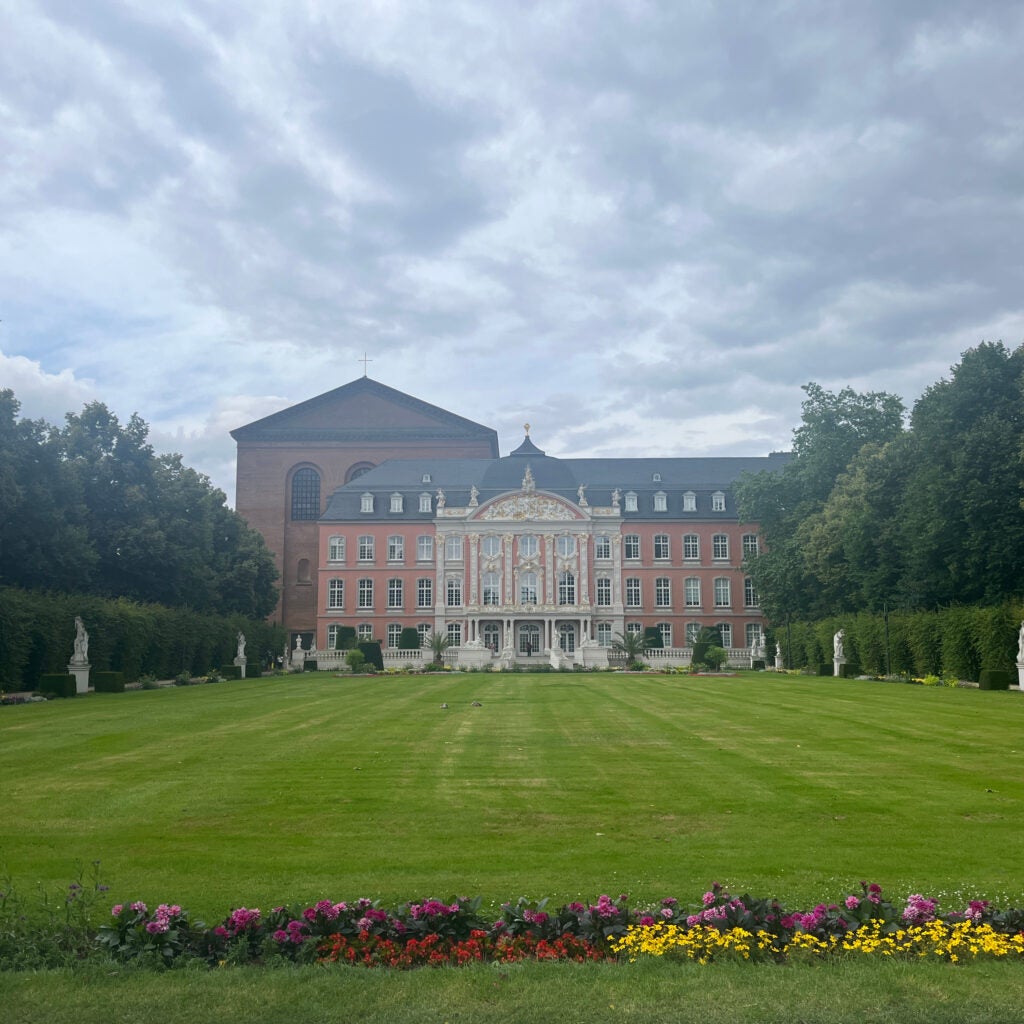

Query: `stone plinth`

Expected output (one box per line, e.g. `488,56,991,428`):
67,663,90,694
234,656,247,679
457,646,492,671
833,657,847,678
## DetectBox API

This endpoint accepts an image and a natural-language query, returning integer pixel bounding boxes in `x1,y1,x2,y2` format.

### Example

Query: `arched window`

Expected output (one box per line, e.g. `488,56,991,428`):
346,462,375,483
290,467,320,520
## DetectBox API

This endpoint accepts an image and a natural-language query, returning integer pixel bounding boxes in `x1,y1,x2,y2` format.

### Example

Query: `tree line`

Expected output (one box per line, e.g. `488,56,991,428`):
736,342,1024,622
0,390,278,618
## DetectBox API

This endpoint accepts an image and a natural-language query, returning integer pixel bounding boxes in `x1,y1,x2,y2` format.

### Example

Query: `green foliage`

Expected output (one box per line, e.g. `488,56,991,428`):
358,641,384,671
611,630,654,667
426,630,451,666
978,669,1012,691
220,665,242,680
0,586,285,691
690,626,722,668
0,390,279,618
643,626,663,649
345,650,366,672
397,627,421,650
330,625,356,650
92,671,125,694
37,673,75,698
703,645,728,670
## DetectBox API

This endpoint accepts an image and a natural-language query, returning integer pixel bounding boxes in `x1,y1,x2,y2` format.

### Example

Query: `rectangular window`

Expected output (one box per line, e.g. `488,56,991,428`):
686,622,701,645
417,578,433,608
683,491,696,512
717,623,733,648
683,534,699,560
657,622,672,648
387,623,402,648
625,492,638,512
625,577,641,607
685,577,701,607
328,536,345,562
419,493,432,513
655,577,671,607
624,534,640,560
417,535,434,561
446,578,462,607
744,578,758,607
596,577,611,606
558,571,576,606
390,493,403,513
445,536,463,561
746,623,763,648
447,622,462,647
482,572,500,606
714,577,731,607
387,536,404,562
417,623,431,647
596,622,612,647
387,578,403,609
654,534,670,560
712,534,729,560
360,493,374,513
594,535,611,560
327,624,342,649
742,534,759,556
626,622,642,636
712,491,726,512
357,623,373,641
358,535,375,562
519,571,538,604
327,579,344,609
358,578,373,609
654,492,667,512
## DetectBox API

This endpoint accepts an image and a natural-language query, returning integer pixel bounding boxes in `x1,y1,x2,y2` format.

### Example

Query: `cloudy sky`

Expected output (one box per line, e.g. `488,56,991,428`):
3,0,1023,505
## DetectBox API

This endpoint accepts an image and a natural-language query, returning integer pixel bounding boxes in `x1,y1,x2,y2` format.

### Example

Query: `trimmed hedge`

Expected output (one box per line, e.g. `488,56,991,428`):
219,665,242,680
92,671,125,693
38,673,76,698
0,586,286,691
358,641,384,671
978,668,1013,691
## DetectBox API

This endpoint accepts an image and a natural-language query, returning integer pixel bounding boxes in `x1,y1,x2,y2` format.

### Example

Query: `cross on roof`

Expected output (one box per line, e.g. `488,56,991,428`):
359,352,373,377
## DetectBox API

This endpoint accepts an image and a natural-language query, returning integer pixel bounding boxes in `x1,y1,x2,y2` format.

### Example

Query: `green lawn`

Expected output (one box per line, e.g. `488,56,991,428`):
2,671,1022,918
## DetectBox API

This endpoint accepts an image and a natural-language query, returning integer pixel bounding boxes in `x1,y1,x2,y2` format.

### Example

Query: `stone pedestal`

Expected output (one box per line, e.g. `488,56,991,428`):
234,656,247,679
67,663,90,694
1017,662,1024,690
833,657,847,678
458,645,492,671
579,643,609,670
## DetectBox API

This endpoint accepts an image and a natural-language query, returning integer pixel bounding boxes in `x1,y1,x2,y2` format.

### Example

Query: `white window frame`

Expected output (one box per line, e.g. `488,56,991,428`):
445,536,463,561
657,622,672,648
653,534,670,560
686,622,701,645
482,535,501,558
712,491,726,512
357,623,373,641
742,534,759,557
360,493,374,513
387,623,402,648
714,577,731,608
717,623,733,649
557,535,576,557
594,534,611,560
446,577,462,607
712,534,729,560
357,578,373,609
387,535,404,562
447,622,462,647
419,492,432,513
685,577,701,607
683,534,699,560
744,577,759,607
417,577,433,608
358,535,375,562
519,535,539,559
519,571,538,604
327,578,344,610
654,491,667,512
683,491,697,512
558,571,576,606
595,576,612,606
417,535,434,562
482,571,500,606
390,492,404,513
596,622,613,647
624,534,640,560
625,577,641,607
328,536,345,562
624,491,638,512
655,577,671,608
387,578,403,609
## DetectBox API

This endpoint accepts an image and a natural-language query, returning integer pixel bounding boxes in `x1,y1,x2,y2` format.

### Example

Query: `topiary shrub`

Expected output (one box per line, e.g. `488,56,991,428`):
345,650,366,673
691,627,723,669
219,665,242,680
38,672,76,698
358,641,383,671
978,668,1012,691
332,626,357,650
643,626,663,650
398,627,421,650
704,646,728,670
93,671,125,694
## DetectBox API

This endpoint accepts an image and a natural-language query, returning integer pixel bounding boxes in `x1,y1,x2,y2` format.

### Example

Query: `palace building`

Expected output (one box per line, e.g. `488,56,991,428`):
232,376,788,664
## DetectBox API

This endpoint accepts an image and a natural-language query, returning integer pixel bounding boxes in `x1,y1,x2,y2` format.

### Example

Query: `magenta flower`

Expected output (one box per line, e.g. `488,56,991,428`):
111,904,123,916
130,901,147,913
702,891,715,906
845,895,860,910
273,929,289,943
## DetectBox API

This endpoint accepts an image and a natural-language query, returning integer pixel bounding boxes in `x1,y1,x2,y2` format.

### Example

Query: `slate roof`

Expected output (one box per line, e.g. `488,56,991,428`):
230,377,499,453
321,435,791,522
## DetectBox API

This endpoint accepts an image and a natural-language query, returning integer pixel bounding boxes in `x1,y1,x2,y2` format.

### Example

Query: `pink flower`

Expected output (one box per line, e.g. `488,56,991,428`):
273,929,289,942
638,915,655,926
845,896,860,910
660,908,674,919
130,901,147,913
111,904,123,916
702,892,715,906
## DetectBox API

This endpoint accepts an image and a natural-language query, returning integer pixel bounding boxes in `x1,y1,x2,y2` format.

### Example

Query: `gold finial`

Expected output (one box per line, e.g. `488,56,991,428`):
524,422,530,435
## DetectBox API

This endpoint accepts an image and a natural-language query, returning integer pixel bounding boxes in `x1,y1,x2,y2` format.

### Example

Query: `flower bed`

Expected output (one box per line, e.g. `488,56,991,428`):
88,884,1024,969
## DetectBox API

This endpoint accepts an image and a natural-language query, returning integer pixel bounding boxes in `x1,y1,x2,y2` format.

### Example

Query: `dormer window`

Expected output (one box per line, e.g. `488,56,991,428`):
652,472,661,482
683,491,697,512
360,492,374,513
624,491,638,512
422,473,431,484
712,491,726,512
390,492,404,513
653,491,667,512
419,492,432,513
